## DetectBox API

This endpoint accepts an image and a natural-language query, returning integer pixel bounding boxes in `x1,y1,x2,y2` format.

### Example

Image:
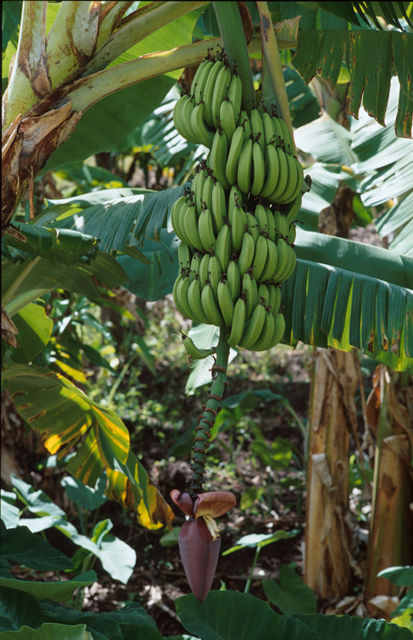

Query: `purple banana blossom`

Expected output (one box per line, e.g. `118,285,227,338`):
170,490,236,602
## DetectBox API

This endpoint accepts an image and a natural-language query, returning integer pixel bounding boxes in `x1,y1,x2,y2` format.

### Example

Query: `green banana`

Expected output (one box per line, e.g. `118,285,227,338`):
177,274,197,321
211,180,226,235
227,297,246,348
227,260,241,302
228,185,244,222
276,245,296,283
250,109,265,152
226,126,245,186
288,223,296,245
192,169,206,214
278,153,298,203
176,202,193,246
208,255,222,301
191,102,215,149
251,233,268,282
246,211,259,243
285,194,302,225
238,303,266,349
271,238,289,282
273,210,289,238
238,110,251,141
209,128,230,190
178,242,192,269
183,203,204,252
217,279,234,326
199,253,210,287
220,98,236,144
262,111,276,146
214,223,231,272
198,208,216,252
173,272,184,316
188,278,211,324
191,59,212,100
201,282,225,326
173,95,190,142
194,60,214,105
283,158,304,204
269,284,282,317
259,237,278,283
267,147,289,203
260,144,280,198
211,65,231,128
227,73,242,122
238,231,255,278
266,207,276,242
181,332,215,359
266,312,286,349
272,115,283,148
231,206,246,253
249,310,275,351
202,175,215,212
250,141,265,196
243,271,258,319
182,95,199,144
171,195,187,242
203,60,224,127
277,117,294,155
254,204,268,235
237,137,253,194
258,283,270,306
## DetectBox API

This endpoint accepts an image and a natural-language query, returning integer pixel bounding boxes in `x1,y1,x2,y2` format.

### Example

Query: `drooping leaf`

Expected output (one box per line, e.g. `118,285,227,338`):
0,526,73,572
262,564,317,614
3,365,174,530
10,303,53,364
61,474,107,511
0,571,96,603
222,530,299,555
0,623,93,640
295,115,358,165
377,566,413,587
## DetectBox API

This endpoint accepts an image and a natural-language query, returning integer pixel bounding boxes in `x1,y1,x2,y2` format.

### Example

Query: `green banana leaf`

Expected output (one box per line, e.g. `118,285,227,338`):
282,229,413,372
9,304,53,364
2,364,174,530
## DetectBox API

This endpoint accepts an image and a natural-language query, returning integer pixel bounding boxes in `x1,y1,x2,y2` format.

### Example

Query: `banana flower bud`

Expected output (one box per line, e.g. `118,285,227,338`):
170,490,236,602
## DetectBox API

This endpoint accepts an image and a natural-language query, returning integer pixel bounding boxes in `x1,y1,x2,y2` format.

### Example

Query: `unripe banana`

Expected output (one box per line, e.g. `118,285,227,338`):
189,251,201,280
278,153,298,203
211,180,226,235
171,195,188,243
267,147,289,203
227,260,241,302
203,60,224,127
231,206,247,254
243,271,258,319
217,279,234,326
178,202,195,246
199,253,210,287
227,297,247,348
266,312,286,349
181,332,215,359
220,98,237,144
193,60,214,105
184,203,204,252
202,175,215,213
228,185,244,222
265,207,276,242
238,110,251,141
209,129,230,190
271,238,289,283
178,242,192,269
201,282,225,327
249,310,275,351
282,158,304,204
173,95,191,142
258,283,270,306
173,272,184,316
273,210,289,238
238,302,266,349
211,65,231,128
276,244,296,283
270,284,282,317
254,204,269,235
288,223,296,245
260,144,280,198
214,224,231,272
237,137,253,194
262,111,276,146
250,141,265,197
182,95,199,144
272,115,283,147
191,102,215,149
259,237,278,283
198,208,216,252
251,233,268,282
226,126,245,186
188,277,211,324
208,255,222,300
246,211,259,243
238,231,255,278
277,117,294,155
250,109,265,153
191,59,212,99
227,73,243,122
192,169,206,214
177,274,197,321
285,194,302,225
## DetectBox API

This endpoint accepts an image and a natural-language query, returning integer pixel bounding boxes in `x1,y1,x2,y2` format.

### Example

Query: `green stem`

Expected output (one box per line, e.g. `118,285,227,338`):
212,1,255,112
189,326,230,497
1,257,41,307
244,547,261,593
256,1,296,153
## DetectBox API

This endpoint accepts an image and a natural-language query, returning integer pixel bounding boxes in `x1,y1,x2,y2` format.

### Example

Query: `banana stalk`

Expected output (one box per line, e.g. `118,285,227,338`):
189,326,231,496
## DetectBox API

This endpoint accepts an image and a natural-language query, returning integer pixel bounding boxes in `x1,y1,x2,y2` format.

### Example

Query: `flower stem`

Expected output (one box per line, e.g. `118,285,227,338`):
189,326,230,497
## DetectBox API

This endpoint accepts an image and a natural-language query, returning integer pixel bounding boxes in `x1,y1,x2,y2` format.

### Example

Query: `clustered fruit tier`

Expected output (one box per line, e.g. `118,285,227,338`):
171,52,303,353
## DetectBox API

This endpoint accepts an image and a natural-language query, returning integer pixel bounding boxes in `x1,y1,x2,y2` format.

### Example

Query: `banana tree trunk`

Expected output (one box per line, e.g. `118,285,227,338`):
305,347,359,599
364,367,413,609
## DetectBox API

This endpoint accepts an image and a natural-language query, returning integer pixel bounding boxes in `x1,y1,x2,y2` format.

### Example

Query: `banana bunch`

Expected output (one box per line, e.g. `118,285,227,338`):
171,51,306,352
173,52,242,150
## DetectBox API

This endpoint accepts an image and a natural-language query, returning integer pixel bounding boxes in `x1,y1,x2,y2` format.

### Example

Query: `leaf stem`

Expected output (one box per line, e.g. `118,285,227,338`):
189,326,230,497
1,257,41,307
244,547,261,593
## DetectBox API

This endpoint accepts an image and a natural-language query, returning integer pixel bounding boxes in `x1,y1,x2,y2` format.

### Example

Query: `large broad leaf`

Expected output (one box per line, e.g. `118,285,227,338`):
0,623,91,640
298,164,342,231
2,1,22,53
262,564,317,615
10,303,53,364
292,30,413,138
282,230,413,372
0,526,73,572
176,591,412,640
2,253,128,316
0,571,96,603
2,365,174,530
0,587,44,633
295,115,358,166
